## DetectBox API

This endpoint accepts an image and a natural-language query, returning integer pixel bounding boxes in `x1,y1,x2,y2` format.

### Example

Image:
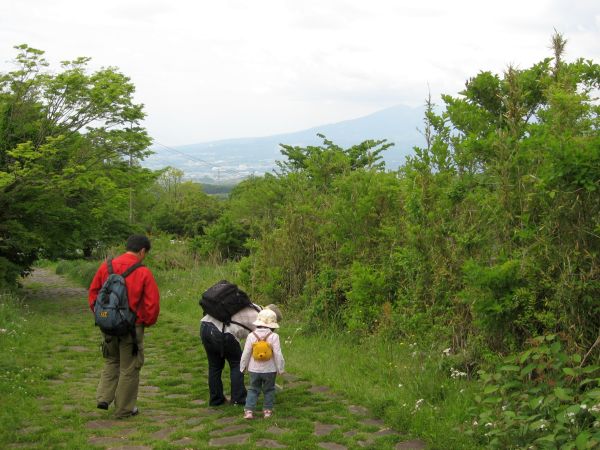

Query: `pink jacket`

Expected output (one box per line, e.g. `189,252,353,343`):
240,327,285,374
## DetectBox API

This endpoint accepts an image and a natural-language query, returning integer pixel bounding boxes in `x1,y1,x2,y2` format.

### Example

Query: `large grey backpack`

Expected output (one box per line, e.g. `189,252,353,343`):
94,258,142,336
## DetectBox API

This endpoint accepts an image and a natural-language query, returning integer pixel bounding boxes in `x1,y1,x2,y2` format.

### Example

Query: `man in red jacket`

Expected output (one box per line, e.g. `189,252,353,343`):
88,234,160,418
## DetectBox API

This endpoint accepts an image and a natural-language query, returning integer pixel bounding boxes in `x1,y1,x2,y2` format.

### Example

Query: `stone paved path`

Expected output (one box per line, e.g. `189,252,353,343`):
8,268,427,449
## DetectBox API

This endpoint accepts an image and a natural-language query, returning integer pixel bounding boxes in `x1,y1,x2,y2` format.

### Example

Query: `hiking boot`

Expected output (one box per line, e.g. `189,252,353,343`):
116,407,139,419
96,401,109,410
243,409,254,420
263,409,273,418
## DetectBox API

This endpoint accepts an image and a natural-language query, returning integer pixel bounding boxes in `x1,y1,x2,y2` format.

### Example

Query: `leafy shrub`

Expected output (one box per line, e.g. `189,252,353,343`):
461,258,541,350
301,266,346,326
343,262,388,333
470,335,600,449
55,259,99,287
146,239,195,271
194,215,249,261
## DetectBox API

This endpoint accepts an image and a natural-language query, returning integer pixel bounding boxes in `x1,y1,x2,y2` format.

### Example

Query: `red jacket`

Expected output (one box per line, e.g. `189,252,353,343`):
88,252,160,326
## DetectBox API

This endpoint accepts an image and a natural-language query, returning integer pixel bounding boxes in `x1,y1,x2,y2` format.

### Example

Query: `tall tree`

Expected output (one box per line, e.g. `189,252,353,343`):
0,45,154,287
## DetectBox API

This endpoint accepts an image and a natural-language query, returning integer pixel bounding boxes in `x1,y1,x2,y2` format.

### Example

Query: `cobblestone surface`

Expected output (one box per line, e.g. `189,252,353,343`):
10,268,428,449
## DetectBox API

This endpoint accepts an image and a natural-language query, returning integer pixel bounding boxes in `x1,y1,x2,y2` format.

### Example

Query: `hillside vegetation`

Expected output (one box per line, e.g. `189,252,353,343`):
1,33,599,448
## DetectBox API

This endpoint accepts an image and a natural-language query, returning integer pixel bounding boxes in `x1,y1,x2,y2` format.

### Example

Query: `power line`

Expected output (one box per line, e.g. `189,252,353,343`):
152,141,250,177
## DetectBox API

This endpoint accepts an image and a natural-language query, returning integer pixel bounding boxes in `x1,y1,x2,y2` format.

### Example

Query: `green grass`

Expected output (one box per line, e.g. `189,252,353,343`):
281,329,479,449
0,258,483,449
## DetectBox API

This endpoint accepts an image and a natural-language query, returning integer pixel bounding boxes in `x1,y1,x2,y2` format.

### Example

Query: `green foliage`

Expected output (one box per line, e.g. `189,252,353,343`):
55,259,100,287
461,259,539,348
191,214,250,261
343,262,388,333
277,133,393,183
200,182,236,195
136,167,222,237
302,266,346,326
0,44,156,286
471,335,600,449
224,32,599,362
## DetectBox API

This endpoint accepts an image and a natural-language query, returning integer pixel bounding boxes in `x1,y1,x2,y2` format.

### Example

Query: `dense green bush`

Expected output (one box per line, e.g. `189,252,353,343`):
223,34,599,362
470,335,600,449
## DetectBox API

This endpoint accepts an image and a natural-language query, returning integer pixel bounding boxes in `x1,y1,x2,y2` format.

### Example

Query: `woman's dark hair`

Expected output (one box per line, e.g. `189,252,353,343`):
126,234,151,253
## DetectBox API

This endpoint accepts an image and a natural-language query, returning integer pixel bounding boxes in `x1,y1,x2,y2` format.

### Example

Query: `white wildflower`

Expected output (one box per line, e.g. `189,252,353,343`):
0,328,7,333
580,404,587,410
472,420,478,426
414,398,424,410
398,383,403,388
442,347,451,356
591,404,600,413
485,422,493,428
450,367,467,378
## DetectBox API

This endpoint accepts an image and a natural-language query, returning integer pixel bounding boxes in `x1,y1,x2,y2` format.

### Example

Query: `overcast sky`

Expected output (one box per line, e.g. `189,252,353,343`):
1,0,599,146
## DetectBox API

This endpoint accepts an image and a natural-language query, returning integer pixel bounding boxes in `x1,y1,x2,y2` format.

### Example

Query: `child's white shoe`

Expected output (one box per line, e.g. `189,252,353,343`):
243,409,253,420
263,409,273,418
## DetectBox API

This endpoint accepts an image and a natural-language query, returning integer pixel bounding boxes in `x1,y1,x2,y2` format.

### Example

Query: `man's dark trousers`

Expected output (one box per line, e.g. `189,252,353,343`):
200,322,247,406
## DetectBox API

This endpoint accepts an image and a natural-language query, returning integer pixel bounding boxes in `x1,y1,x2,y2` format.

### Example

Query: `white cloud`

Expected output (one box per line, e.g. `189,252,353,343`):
1,0,598,145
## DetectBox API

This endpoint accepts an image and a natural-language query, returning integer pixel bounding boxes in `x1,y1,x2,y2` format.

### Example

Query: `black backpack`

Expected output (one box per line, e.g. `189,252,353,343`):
199,280,259,330
94,258,143,337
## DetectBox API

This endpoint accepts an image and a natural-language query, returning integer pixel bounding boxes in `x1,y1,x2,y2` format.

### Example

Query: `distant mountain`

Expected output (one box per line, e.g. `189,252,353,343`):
142,104,425,183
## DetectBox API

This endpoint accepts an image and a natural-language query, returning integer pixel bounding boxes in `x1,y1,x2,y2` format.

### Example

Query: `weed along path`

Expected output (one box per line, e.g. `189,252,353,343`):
8,268,427,449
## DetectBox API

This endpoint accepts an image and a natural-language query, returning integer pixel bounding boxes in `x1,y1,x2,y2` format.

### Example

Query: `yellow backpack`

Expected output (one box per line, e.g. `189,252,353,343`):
252,331,273,361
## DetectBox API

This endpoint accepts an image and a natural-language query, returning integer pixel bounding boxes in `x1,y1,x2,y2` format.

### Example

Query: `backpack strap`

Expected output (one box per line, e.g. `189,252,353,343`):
252,330,272,342
230,320,253,332
122,261,143,278
105,258,142,278
227,304,261,332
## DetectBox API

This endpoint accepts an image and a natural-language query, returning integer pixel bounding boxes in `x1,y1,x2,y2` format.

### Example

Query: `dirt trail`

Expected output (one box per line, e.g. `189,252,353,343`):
10,268,427,449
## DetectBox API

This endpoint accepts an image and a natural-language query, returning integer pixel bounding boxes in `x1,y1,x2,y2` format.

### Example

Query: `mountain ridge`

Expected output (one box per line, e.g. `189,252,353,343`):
143,104,426,183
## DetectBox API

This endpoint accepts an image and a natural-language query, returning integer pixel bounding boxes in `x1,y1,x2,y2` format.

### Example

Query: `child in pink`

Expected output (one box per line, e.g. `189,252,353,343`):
240,308,285,419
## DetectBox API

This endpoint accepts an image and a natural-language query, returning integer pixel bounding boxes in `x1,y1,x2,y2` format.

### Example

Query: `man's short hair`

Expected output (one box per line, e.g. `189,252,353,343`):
126,234,151,253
